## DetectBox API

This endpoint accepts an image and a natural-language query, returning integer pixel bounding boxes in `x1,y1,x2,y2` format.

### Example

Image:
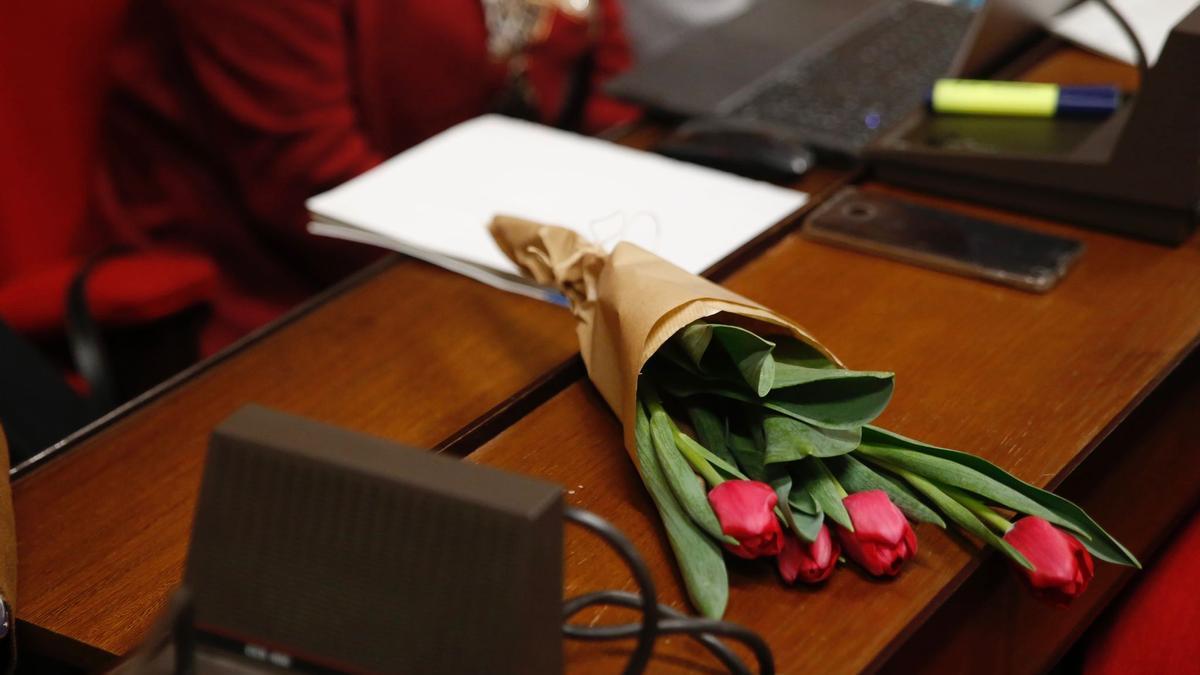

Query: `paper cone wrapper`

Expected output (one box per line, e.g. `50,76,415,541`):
491,217,840,464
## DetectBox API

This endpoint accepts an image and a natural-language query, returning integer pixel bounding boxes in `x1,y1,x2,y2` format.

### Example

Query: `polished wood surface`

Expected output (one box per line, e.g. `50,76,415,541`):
12,158,846,666
883,352,1200,674
468,193,1200,673
13,43,1198,674
13,260,581,661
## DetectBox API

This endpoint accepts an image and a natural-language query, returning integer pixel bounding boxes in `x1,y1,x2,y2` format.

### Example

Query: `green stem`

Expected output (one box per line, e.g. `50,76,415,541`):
640,380,723,488
673,427,725,488
864,457,937,500
864,456,1012,534
814,457,848,498
877,461,926,491
940,484,1014,534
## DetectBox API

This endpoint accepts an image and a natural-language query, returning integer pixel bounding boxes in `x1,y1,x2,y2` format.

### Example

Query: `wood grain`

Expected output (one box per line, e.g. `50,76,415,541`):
13,259,580,661
11,150,848,667
468,196,1200,673
882,352,1200,674
14,43,1189,673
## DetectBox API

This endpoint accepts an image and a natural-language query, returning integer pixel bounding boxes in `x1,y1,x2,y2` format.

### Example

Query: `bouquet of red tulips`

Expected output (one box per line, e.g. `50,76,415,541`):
492,217,1138,619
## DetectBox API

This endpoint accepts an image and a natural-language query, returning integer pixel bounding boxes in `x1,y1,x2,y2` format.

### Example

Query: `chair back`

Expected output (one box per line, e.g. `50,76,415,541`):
0,1,131,284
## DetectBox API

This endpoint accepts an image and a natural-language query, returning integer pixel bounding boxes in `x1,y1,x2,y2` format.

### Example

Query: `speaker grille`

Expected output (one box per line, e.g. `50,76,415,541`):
186,406,562,674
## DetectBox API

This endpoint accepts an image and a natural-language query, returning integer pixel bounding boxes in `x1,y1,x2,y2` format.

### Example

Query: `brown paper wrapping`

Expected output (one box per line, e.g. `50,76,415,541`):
491,216,840,463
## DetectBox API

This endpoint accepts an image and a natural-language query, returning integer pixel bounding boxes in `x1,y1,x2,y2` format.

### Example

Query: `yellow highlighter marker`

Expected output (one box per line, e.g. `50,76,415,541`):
930,79,1119,118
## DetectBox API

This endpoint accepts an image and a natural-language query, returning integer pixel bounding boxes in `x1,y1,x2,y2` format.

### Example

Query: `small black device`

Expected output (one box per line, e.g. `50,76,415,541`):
867,3,1200,245
803,187,1084,292
185,405,565,674
655,119,815,179
608,0,1086,161
720,0,972,158
116,406,774,675
607,0,976,159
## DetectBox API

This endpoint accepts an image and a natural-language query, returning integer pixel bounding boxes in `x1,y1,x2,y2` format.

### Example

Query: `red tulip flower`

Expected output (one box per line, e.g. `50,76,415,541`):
707,480,785,559
1003,516,1094,606
777,525,839,584
835,490,918,577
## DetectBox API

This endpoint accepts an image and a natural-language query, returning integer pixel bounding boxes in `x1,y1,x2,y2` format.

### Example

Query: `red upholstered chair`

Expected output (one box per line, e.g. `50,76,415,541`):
0,1,217,406
1083,507,1200,674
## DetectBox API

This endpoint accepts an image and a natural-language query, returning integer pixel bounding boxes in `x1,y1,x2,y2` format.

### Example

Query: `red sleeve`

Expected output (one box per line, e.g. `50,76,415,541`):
166,0,385,273
584,0,643,133
524,0,642,134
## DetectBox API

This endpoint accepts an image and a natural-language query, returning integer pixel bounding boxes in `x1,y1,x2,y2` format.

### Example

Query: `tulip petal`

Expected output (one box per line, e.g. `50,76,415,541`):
708,480,785,559
861,425,1138,568
778,527,839,584
844,490,908,544
1004,516,1095,605
836,490,917,577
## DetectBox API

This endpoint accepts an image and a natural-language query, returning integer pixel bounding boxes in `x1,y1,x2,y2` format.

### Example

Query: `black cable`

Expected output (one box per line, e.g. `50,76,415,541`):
562,507,659,674
1092,0,1150,82
563,591,773,675
562,507,775,675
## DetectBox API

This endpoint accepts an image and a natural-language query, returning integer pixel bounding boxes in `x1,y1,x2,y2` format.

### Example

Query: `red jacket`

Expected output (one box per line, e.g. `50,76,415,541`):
92,0,638,353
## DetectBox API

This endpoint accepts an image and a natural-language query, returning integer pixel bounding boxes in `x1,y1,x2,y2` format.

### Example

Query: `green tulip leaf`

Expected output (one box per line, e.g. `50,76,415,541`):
772,338,838,370
772,363,895,391
687,403,737,467
767,465,819,542
676,322,713,367
790,506,825,542
642,389,731,544
727,429,767,482
771,339,893,390
763,414,861,462
658,340,706,376
860,426,1139,568
674,428,746,481
779,471,825,541
794,458,853,531
663,376,893,431
892,467,1032,570
635,402,729,618
763,377,894,429
788,486,819,515
828,454,945,527
660,330,886,395
708,324,777,396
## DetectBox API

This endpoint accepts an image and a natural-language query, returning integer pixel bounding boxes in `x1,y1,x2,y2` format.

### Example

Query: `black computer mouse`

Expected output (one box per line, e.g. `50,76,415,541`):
655,120,815,180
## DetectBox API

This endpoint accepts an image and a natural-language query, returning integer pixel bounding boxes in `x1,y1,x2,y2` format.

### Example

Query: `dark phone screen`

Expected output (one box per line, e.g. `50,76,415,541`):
804,187,1083,291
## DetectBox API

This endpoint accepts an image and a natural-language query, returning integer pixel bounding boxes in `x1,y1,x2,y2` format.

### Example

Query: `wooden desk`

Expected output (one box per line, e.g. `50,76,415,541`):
10,165,847,668
14,43,1197,674
468,190,1200,673
11,260,577,666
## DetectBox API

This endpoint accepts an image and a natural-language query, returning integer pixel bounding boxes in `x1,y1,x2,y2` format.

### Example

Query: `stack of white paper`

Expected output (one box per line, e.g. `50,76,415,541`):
307,115,807,300
1049,0,1198,67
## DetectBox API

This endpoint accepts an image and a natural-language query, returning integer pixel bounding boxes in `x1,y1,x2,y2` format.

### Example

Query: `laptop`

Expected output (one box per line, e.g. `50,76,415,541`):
606,0,1062,159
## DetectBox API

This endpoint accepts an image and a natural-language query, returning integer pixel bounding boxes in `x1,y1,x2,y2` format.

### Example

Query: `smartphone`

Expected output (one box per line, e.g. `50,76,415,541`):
803,187,1083,292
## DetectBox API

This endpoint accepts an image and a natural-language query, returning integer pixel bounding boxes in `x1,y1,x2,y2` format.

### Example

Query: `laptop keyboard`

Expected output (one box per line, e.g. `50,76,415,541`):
726,1,973,155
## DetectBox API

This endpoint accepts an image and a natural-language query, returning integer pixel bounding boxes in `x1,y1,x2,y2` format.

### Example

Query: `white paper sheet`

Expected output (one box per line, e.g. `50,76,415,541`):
1049,0,1198,67
307,115,808,284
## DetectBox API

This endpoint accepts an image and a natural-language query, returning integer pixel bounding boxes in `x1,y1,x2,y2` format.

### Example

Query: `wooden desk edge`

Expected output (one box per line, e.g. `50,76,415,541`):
13,153,853,666
10,158,853,486
863,333,1200,672
9,256,398,482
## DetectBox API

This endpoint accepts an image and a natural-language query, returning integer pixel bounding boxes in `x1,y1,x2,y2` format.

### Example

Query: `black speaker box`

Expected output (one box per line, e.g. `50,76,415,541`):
184,404,563,674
